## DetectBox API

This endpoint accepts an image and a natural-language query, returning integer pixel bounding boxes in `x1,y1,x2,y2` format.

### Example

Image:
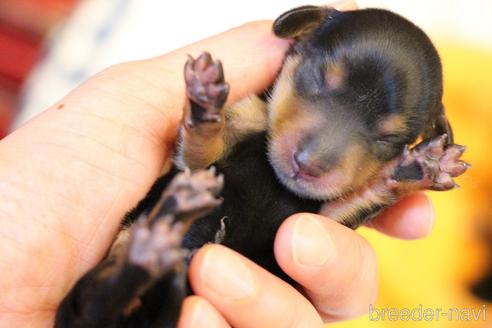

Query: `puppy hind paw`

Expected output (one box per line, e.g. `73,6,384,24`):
163,167,224,219
128,216,187,278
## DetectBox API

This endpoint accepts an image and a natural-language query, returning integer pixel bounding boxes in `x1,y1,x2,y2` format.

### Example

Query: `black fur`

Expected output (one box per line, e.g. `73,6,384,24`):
291,8,444,146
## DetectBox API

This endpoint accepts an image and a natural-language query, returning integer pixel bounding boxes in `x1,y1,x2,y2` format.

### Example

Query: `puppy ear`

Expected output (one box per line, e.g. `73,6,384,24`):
273,6,339,40
422,105,454,144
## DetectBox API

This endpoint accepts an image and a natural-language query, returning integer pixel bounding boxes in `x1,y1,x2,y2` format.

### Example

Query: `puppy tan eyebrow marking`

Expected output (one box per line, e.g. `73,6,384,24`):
378,114,407,135
325,62,346,90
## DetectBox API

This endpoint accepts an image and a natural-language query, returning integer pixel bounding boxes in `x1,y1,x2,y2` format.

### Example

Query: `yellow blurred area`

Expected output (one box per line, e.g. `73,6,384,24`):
331,42,492,327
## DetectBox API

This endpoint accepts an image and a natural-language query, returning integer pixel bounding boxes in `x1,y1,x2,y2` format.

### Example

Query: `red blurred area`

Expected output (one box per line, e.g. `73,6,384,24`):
0,0,76,138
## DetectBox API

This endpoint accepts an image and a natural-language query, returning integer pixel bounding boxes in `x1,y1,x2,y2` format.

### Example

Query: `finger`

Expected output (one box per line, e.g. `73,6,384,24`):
148,20,290,116
178,296,231,328
189,244,324,328
366,192,435,240
274,213,378,322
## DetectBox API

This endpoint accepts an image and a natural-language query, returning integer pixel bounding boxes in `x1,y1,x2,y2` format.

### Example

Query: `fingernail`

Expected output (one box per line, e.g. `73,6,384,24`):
200,246,256,300
189,299,223,328
189,300,206,327
292,215,334,267
425,196,436,236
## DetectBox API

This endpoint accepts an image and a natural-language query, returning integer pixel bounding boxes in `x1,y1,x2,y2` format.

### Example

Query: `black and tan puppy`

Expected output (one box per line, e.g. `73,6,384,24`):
55,6,469,327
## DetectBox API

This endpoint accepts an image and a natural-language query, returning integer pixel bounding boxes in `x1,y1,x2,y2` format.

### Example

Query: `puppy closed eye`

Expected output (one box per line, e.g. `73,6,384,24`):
376,134,402,145
375,134,405,160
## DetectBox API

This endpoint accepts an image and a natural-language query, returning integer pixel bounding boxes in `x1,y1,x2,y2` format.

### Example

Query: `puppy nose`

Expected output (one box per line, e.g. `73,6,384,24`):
293,151,324,177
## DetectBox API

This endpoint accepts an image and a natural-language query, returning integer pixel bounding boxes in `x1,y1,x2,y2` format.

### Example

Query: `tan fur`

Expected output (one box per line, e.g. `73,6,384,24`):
94,229,131,281
268,55,301,132
106,229,144,317
108,228,131,258
325,62,346,90
174,101,226,169
320,183,392,224
224,95,268,147
340,143,382,192
378,114,407,135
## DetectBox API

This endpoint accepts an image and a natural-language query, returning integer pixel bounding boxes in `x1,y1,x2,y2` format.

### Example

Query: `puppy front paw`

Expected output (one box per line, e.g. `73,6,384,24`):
184,52,229,126
392,134,470,190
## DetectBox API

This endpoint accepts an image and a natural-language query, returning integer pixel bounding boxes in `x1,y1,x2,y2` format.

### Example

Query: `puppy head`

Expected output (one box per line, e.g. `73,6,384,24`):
268,7,424,200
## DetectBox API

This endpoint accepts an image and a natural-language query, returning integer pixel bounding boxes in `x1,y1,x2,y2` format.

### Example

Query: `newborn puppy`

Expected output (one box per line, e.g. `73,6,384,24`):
55,6,469,327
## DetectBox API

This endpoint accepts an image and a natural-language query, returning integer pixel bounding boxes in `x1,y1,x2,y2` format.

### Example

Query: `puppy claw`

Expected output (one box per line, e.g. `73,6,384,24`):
196,52,212,71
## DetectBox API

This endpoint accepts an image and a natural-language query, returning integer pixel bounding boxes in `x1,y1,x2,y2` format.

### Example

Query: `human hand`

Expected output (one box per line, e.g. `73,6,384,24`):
177,193,433,328
0,2,434,327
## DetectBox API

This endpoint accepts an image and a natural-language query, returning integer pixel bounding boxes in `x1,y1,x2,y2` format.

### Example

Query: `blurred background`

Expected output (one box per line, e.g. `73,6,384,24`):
0,0,491,327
